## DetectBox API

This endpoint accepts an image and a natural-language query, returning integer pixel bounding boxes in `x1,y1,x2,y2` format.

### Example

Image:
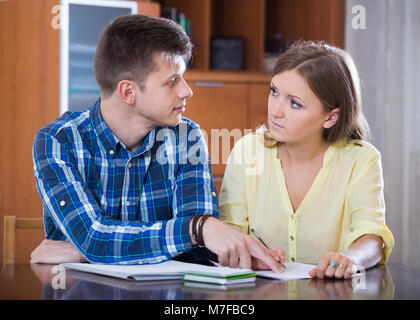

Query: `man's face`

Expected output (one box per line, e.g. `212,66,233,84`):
133,53,193,127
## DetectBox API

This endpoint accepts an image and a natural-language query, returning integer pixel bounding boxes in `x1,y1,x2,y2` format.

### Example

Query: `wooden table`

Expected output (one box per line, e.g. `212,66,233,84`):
1,263,419,300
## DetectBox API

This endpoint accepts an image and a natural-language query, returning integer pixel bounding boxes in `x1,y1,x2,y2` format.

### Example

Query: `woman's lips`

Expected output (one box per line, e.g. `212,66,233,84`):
271,120,284,129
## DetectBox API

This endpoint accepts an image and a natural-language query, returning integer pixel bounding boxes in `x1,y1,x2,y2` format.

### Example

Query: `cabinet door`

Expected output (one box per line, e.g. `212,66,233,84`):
183,82,248,182
249,83,270,130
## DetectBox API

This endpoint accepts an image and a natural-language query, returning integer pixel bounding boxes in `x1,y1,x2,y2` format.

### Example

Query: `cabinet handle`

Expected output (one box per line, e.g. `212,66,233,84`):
193,81,223,88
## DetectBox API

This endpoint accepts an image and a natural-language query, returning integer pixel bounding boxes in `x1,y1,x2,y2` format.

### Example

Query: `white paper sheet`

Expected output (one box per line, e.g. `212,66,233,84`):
256,262,316,280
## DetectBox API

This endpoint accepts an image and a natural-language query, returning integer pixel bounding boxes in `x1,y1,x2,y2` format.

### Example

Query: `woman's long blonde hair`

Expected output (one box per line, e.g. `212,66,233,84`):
262,40,370,148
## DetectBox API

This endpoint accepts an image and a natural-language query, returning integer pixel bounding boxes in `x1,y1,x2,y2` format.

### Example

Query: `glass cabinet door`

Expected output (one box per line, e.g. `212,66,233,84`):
60,0,137,114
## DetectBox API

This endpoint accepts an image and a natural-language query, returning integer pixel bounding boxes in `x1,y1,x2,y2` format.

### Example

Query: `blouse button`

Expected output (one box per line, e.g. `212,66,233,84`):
291,257,295,262
290,236,294,241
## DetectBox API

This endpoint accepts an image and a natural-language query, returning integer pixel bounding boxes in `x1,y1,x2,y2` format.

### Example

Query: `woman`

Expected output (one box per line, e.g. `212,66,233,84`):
218,41,394,279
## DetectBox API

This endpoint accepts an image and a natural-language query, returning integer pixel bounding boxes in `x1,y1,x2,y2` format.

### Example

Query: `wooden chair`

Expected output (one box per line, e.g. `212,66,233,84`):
3,215,43,265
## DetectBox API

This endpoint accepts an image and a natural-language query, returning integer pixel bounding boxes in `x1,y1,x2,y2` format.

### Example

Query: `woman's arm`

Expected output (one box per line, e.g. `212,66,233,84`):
309,234,383,279
344,234,383,269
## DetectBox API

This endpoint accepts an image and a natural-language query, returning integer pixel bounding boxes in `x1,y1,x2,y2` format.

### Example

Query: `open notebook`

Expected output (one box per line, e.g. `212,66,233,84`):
61,260,256,282
62,260,319,283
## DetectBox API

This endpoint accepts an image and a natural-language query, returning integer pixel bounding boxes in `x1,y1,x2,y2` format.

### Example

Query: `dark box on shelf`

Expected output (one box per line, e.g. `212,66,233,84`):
210,36,243,70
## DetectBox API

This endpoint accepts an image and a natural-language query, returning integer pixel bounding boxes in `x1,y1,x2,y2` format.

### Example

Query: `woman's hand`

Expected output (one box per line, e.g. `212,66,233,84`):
309,252,360,280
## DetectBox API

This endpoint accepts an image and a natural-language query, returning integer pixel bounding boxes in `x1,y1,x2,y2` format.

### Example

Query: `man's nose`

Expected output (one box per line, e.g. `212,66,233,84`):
178,78,193,99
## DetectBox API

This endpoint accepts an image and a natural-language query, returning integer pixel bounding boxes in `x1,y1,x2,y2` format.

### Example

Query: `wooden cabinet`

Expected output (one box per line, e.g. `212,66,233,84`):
249,84,270,130
161,0,344,71
183,72,272,193
183,81,248,177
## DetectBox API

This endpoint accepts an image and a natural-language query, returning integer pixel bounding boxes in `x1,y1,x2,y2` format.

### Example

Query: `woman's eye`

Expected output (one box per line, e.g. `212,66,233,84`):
291,100,302,109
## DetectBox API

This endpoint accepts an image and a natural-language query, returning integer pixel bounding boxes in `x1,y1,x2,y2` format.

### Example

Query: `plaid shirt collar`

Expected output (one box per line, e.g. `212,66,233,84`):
90,98,157,158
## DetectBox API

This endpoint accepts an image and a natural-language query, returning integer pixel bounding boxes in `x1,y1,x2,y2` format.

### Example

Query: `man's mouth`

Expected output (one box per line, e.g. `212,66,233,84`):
174,105,186,113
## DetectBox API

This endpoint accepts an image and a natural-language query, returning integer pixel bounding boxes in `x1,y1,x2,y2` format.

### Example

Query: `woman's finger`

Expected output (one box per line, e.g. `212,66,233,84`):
316,253,332,279
334,256,350,279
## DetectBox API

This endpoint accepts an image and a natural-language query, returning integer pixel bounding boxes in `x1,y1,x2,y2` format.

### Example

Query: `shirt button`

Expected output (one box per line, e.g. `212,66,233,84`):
109,150,114,155
125,201,130,206
127,163,132,168
212,192,216,197
290,236,294,241
291,257,295,262
59,200,66,207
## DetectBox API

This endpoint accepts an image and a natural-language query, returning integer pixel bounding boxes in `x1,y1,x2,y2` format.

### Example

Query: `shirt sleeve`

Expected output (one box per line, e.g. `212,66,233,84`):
172,124,219,219
344,149,395,264
218,136,249,234
33,131,193,264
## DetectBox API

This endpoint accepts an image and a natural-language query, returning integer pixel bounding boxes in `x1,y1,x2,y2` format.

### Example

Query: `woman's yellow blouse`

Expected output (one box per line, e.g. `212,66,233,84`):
218,134,394,264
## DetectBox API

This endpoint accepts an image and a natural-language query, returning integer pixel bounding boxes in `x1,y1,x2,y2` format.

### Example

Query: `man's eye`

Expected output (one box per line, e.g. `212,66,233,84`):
169,77,178,86
270,87,278,95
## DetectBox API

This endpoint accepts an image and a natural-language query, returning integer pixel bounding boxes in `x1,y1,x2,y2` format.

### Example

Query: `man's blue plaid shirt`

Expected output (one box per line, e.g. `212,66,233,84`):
32,99,219,264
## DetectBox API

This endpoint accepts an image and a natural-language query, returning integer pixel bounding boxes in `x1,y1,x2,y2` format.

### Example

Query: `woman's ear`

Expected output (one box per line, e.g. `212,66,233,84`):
117,80,136,105
323,108,340,129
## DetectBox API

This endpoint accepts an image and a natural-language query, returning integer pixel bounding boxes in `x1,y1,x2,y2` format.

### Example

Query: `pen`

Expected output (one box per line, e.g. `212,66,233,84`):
250,228,287,270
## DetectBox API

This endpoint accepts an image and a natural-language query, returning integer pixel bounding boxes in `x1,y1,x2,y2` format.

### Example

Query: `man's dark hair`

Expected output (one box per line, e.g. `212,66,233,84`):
94,14,192,96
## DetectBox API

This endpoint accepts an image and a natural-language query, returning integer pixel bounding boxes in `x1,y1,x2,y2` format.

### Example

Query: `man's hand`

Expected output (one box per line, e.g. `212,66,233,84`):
198,217,284,273
30,239,87,264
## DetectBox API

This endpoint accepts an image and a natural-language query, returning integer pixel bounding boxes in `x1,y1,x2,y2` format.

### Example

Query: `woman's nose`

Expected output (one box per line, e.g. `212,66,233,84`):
271,100,285,118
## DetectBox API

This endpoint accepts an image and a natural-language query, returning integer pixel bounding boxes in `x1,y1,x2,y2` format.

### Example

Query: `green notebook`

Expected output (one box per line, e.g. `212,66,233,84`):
183,268,257,285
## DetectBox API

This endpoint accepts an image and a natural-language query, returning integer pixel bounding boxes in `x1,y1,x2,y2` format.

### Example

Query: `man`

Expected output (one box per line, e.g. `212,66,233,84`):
31,14,283,272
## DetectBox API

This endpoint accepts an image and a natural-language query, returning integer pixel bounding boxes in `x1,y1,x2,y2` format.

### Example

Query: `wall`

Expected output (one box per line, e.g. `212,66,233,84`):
345,0,420,271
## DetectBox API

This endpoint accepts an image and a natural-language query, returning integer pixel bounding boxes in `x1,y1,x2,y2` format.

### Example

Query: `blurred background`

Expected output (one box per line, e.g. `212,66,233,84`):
0,0,419,272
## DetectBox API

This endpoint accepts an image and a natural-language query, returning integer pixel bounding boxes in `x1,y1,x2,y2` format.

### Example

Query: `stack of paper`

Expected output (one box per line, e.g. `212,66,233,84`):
183,266,256,285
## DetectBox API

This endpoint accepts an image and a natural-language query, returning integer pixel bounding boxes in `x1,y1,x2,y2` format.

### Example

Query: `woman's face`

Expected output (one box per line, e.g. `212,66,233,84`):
268,69,337,145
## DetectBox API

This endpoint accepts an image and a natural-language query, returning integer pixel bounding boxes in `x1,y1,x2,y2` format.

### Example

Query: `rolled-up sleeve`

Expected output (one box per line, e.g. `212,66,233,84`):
344,150,394,263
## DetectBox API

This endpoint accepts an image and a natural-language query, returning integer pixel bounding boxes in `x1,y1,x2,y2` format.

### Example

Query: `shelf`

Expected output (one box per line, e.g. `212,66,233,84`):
160,0,344,74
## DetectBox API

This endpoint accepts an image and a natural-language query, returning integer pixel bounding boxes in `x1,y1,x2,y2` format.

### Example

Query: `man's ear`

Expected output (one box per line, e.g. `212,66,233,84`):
117,80,136,105
323,108,340,129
